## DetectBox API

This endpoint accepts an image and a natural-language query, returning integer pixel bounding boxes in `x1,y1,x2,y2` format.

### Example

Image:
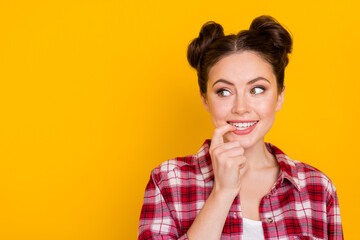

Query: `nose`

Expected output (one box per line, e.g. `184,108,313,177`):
231,93,250,115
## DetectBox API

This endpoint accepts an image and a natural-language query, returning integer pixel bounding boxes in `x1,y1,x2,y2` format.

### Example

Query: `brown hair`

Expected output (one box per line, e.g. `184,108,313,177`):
187,15,292,96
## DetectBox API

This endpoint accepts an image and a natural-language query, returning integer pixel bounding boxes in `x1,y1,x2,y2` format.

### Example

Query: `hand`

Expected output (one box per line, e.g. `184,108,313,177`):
210,124,246,197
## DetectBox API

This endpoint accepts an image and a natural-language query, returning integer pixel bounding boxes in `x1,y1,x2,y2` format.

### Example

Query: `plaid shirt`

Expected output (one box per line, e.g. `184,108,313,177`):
138,140,343,239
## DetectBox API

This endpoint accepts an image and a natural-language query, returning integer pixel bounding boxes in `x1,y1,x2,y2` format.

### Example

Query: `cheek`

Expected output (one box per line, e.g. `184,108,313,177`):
259,105,276,117
209,100,232,123
254,97,278,118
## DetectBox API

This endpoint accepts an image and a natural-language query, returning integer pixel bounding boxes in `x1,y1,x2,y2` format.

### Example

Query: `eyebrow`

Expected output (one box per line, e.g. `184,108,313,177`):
212,77,271,87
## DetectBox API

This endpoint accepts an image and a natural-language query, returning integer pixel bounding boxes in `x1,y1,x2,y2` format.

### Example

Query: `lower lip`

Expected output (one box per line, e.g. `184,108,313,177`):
231,122,258,135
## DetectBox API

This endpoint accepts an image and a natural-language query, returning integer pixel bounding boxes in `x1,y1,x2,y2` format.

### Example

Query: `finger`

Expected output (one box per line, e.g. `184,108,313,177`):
238,156,247,168
221,148,246,158
214,143,244,157
239,162,248,179
211,124,237,148
214,152,246,170
213,141,241,152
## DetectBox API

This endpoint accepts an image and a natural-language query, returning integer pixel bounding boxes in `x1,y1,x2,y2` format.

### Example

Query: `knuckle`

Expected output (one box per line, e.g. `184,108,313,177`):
212,147,221,156
239,156,246,162
213,128,222,136
238,148,244,155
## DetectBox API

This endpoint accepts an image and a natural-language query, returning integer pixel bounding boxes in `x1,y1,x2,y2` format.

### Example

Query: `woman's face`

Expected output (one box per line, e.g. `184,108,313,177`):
201,51,285,149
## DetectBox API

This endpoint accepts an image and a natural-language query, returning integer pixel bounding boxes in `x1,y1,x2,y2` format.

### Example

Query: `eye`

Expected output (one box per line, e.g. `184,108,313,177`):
216,89,231,97
250,87,265,95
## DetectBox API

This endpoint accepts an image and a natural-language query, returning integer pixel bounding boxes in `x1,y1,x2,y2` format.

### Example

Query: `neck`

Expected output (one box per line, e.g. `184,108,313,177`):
243,140,277,170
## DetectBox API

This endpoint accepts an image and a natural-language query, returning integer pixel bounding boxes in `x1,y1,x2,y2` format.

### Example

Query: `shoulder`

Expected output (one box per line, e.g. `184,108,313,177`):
294,159,337,194
151,155,197,180
267,143,337,196
150,140,211,187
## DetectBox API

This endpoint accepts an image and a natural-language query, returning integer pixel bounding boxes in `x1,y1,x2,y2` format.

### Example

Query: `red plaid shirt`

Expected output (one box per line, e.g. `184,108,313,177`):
138,140,343,239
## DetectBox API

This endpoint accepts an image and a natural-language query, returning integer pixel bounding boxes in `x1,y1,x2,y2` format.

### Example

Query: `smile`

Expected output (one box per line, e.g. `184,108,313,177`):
227,121,258,130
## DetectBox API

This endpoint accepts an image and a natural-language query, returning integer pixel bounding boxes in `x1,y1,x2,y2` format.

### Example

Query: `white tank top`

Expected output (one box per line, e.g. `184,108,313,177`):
242,217,265,240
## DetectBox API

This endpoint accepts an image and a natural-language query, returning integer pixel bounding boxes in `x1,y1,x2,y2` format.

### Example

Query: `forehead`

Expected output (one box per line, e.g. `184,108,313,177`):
208,51,275,85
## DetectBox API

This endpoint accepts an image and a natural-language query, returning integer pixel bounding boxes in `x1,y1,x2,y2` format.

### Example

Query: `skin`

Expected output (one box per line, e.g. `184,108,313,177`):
187,51,285,239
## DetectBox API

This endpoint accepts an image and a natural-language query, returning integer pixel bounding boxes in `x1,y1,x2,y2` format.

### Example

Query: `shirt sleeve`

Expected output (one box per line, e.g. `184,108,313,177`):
326,189,344,240
138,173,188,240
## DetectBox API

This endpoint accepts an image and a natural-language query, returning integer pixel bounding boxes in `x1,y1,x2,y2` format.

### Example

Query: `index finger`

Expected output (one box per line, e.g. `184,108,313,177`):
211,124,237,148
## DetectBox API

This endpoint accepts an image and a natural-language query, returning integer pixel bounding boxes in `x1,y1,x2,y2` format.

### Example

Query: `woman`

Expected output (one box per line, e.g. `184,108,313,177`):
138,15,343,239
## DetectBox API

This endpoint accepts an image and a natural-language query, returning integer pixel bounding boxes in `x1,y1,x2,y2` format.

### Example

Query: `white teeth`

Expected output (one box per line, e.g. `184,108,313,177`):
228,121,257,130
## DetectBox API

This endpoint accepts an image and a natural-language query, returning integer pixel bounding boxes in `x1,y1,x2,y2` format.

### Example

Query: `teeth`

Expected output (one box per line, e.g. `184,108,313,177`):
228,121,257,130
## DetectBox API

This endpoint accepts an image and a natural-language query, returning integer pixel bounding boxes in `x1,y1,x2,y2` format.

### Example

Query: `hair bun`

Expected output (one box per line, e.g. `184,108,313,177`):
250,15,292,54
187,21,225,69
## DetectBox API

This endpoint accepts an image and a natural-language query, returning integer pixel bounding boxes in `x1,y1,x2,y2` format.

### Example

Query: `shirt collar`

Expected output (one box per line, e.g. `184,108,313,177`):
197,139,301,191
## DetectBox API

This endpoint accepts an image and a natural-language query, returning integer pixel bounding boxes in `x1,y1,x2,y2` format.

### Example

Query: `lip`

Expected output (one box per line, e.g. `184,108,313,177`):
228,120,257,123
227,120,258,135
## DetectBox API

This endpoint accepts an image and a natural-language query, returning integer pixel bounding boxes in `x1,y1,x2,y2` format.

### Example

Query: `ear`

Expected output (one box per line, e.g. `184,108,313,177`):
200,91,210,112
275,86,285,112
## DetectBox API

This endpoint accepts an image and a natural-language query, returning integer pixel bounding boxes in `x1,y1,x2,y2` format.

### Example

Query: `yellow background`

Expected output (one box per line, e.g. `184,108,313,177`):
0,0,358,239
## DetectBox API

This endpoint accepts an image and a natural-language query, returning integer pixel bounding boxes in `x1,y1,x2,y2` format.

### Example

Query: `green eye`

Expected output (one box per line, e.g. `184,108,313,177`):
250,87,265,94
217,89,231,97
